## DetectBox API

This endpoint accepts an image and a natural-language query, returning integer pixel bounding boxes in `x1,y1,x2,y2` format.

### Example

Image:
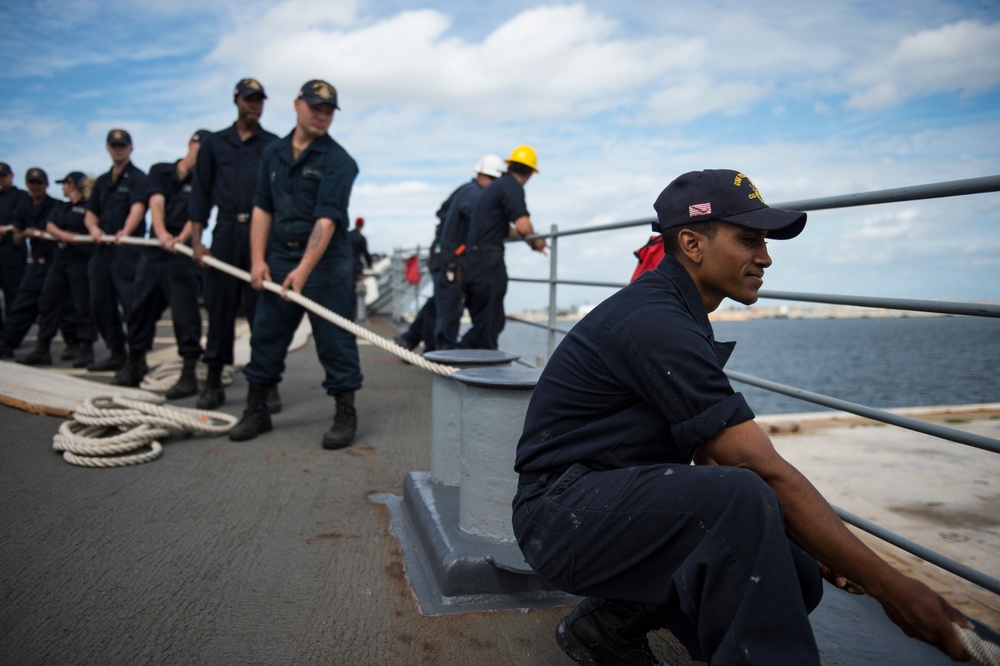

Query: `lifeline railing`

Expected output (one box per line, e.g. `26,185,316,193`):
385,174,1000,599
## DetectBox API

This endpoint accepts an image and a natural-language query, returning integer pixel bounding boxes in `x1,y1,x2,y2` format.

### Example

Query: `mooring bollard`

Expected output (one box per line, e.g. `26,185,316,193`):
424,349,519,486
453,366,541,541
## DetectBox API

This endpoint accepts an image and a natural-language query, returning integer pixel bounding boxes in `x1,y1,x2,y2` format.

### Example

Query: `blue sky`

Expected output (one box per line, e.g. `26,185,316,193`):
2,0,998,311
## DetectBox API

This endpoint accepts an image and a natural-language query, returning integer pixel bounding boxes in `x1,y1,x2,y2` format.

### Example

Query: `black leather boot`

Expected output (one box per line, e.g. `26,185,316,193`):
0,339,13,359
18,338,53,366
60,332,79,361
266,384,282,414
112,350,147,387
555,598,666,666
197,364,225,409
88,347,126,372
322,391,357,450
165,355,199,400
73,341,94,368
229,383,273,441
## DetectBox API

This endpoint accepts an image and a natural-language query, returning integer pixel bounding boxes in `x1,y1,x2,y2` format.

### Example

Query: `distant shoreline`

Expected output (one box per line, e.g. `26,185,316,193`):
508,302,999,323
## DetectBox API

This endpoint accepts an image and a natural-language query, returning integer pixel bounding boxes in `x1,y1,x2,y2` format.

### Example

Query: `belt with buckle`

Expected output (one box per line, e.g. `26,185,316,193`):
283,241,302,249
35,257,47,265
219,213,251,223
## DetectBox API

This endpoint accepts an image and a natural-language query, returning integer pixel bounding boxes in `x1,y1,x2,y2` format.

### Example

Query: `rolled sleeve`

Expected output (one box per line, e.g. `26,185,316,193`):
670,392,755,451
312,151,357,224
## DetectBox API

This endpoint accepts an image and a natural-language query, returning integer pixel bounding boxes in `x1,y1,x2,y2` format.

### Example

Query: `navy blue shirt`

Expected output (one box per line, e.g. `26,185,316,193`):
189,124,279,223
88,162,147,236
439,179,485,253
17,195,59,262
254,131,358,274
465,172,528,249
147,162,193,234
49,199,93,259
515,254,755,474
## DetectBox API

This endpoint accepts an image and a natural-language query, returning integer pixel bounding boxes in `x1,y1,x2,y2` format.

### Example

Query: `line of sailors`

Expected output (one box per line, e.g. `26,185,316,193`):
0,77,548,407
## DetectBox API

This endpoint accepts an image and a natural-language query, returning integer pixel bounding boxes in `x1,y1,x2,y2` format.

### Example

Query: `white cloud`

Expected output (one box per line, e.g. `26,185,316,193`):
848,20,1000,110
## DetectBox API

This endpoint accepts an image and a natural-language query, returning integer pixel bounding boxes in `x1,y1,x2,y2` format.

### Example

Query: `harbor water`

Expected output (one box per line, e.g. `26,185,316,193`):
498,315,1000,416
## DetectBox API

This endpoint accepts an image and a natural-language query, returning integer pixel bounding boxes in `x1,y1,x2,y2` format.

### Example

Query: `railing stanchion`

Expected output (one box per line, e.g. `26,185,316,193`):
547,224,558,362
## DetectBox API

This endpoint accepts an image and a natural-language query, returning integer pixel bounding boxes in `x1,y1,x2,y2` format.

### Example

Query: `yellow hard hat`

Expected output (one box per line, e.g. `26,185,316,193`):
506,145,538,172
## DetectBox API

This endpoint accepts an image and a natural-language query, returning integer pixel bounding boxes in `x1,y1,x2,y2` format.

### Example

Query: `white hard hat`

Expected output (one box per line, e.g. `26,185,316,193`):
473,154,506,178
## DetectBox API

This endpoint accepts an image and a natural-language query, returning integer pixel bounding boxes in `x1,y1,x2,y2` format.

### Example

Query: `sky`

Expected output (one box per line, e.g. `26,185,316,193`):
2,0,999,312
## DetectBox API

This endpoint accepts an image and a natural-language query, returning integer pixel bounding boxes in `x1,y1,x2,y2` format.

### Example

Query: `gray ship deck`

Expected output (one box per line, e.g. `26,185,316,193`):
1,316,996,665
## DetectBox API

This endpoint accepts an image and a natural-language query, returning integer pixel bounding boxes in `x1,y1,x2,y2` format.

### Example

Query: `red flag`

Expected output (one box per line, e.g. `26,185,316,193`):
404,255,421,284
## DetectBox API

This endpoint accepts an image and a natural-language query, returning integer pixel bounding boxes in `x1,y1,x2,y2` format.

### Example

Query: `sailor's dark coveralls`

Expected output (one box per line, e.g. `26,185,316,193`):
3,195,67,348
459,172,526,350
0,185,30,337
87,162,147,352
513,255,823,665
433,178,484,350
243,131,362,396
188,124,278,367
125,162,202,356
37,199,95,344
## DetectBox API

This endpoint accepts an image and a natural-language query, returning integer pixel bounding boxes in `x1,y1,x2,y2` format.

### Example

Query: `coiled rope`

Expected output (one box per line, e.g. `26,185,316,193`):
139,357,234,393
53,395,238,468
35,233,460,467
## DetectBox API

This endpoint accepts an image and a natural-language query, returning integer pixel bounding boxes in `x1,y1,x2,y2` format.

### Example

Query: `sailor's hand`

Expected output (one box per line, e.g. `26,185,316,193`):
817,562,865,594
281,267,310,300
193,243,212,267
157,232,177,252
529,237,549,255
877,572,972,661
250,261,271,291
89,227,104,243
113,229,126,244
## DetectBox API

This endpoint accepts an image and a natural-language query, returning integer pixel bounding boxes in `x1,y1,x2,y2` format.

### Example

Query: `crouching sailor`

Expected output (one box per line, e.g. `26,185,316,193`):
230,79,362,450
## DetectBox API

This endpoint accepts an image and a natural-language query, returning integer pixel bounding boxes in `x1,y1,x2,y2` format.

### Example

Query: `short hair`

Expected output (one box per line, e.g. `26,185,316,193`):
662,220,719,256
506,162,534,178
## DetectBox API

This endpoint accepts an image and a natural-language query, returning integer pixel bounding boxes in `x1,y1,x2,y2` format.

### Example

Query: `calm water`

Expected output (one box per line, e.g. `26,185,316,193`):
497,316,1000,416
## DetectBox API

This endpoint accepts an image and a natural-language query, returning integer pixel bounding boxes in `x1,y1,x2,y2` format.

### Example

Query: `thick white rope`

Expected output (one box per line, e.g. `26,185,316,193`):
53,395,238,468
957,623,1000,666
51,233,460,378
139,357,234,393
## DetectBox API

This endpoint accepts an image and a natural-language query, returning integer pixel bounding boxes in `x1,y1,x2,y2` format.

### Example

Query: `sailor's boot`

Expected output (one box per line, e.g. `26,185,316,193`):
17,338,53,366
555,598,667,666
322,391,357,450
197,364,225,409
266,384,282,414
165,355,199,400
88,347,126,372
229,383,273,441
73,341,95,369
60,332,80,361
0,339,13,359
112,349,147,387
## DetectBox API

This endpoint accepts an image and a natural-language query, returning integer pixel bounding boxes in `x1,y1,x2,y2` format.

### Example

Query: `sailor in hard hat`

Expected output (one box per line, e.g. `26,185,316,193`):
431,154,506,350
459,145,547,350
83,129,148,374
187,78,279,412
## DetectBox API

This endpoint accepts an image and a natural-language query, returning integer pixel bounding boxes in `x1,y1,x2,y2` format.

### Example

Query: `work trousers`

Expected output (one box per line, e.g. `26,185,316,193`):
89,244,139,353
126,248,202,356
203,221,258,367
38,248,94,342
243,247,362,396
0,243,26,336
458,250,506,350
513,463,823,665
401,297,436,351
432,263,463,351
3,260,75,348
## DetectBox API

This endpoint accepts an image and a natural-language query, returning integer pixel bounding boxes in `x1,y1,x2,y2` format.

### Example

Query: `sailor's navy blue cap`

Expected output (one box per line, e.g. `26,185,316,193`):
0,162,11,176
653,169,806,240
106,129,132,146
191,129,212,143
25,167,48,183
234,78,267,99
56,171,88,186
297,79,340,109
